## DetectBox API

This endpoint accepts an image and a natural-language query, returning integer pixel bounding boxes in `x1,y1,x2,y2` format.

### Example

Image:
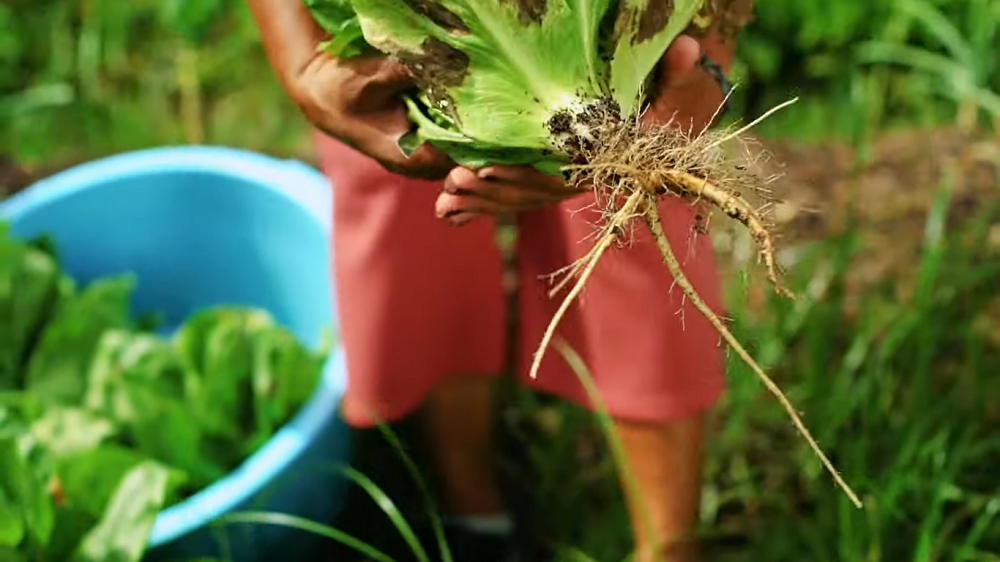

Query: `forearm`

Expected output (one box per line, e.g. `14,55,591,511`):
246,0,328,98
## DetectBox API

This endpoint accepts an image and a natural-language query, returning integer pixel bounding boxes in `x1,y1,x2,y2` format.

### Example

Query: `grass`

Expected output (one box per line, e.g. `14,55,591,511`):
700,171,1000,561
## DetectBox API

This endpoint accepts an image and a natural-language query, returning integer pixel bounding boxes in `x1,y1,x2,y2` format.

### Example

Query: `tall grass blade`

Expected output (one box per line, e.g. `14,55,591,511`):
897,0,973,65
338,464,433,562
554,340,658,561
375,422,455,562
216,512,397,562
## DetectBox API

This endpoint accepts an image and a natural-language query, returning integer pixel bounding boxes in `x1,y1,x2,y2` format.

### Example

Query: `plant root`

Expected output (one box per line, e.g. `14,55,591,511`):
530,98,862,508
557,101,794,301
642,198,862,509
528,189,647,381
656,168,794,299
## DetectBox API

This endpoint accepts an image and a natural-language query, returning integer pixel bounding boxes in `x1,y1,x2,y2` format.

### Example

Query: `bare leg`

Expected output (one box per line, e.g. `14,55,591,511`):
424,375,505,516
615,412,708,562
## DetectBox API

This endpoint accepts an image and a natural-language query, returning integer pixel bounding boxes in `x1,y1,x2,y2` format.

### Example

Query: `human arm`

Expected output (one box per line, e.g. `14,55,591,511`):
246,0,455,179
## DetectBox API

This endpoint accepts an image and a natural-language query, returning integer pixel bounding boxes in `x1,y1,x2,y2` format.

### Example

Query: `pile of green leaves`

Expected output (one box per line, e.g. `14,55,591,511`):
0,222,329,561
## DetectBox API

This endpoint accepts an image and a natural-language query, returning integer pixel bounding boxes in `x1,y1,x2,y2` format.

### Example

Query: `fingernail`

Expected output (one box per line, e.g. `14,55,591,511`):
477,167,495,180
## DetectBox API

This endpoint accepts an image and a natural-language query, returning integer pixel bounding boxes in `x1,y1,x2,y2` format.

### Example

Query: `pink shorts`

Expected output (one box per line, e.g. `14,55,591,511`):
315,132,726,428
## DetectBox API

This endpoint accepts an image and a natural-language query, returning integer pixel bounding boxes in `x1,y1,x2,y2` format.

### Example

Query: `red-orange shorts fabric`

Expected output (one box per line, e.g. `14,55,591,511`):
315,132,726,428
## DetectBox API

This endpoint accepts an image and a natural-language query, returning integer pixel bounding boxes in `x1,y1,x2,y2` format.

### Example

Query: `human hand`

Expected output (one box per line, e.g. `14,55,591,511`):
643,32,733,131
434,33,718,226
292,54,456,180
434,165,578,226
248,0,455,180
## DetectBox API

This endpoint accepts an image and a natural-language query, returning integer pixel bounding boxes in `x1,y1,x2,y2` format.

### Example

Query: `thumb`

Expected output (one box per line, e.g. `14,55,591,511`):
654,34,701,91
374,58,416,96
348,57,415,112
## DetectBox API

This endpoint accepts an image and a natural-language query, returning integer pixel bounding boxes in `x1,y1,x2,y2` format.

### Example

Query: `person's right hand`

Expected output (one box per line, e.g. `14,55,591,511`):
290,53,456,180
247,0,454,181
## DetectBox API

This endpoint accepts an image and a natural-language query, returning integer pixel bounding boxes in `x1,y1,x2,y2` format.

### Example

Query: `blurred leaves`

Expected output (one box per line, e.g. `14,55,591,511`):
731,0,1000,143
0,0,305,166
0,225,330,560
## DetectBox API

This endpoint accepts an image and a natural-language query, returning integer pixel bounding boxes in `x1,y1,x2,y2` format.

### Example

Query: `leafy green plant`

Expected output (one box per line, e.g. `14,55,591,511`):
0,223,331,560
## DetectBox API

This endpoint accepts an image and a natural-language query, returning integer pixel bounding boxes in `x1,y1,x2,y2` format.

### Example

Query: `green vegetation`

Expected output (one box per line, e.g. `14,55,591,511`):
0,224,328,561
732,0,1000,144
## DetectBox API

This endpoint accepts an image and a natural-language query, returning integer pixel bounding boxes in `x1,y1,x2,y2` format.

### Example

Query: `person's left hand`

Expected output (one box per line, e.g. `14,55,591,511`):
434,34,711,226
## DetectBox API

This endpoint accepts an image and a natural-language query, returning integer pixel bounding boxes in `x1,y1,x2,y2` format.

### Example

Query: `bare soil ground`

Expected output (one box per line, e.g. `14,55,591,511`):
711,127,1000,310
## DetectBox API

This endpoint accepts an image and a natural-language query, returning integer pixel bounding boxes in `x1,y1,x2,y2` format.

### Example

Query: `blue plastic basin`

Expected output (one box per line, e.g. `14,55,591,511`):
0,146,351,561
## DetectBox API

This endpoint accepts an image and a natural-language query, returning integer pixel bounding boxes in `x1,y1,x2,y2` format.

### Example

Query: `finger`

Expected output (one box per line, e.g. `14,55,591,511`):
354,132,454,181
380,119,456,179
373,58,416,94
477,165,578,195
403,144,456,180
356,108,456,180
445,167,564,208
454,166,572,203
642,35,714,128
445,211,485,226
656,34,702,90
378,141,455,180
435,190,503,221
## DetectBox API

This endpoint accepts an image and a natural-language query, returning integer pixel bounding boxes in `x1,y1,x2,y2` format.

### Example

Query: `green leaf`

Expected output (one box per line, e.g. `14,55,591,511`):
608,0,703,115
84,330,185,426
302,0,371,57
129,402,225,492
0,434,55,548
0,546,28,562
0,487,25,547
29,407,115,459
45,506,98,562
71,461,171,562
175,308,283,440
56,445,182,520
249,326,326,447
327,0,618,162
0,234,63,390
24,275,135,405
399,95,566,174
